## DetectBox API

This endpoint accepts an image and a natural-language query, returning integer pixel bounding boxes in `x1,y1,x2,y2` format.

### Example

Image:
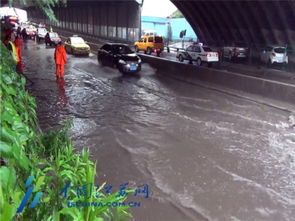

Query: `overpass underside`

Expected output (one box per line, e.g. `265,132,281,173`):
27,0,294,49
27,0,141,43
172,0,295,48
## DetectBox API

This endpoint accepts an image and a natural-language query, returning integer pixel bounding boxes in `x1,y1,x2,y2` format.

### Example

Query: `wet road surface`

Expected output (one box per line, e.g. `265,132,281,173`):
23,40,295,221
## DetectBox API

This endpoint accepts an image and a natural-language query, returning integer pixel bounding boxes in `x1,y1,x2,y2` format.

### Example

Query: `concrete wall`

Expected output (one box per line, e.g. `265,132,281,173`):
27,1,141,43
173,0,295,49
139,55,295,105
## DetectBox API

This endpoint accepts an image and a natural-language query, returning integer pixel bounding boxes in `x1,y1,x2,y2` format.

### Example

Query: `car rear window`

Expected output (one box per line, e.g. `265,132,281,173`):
274,47,286,53
112,45,133,54
38,28,46,32
49,33,58,38
154,36,163,43
71,37,85,44
203,47,212,52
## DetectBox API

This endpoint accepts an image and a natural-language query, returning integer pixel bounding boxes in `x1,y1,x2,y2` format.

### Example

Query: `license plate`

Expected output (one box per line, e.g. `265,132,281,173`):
129,66,137,71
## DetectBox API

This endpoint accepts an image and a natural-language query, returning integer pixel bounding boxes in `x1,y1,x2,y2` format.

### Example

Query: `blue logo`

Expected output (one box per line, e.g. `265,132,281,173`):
17,175,43,214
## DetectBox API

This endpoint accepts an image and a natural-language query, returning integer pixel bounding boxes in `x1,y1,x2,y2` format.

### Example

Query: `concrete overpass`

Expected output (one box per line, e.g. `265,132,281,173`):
26,0,142,43
172,0,295,49
17,0,295,49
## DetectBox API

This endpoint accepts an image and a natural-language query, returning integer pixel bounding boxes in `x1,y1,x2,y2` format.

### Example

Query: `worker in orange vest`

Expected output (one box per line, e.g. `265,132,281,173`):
54,41,67,79
14,36,23,58
14,36,23,73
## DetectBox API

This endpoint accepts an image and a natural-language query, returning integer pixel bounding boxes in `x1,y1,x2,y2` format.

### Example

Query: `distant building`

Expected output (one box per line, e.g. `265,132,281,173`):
141,16,197,41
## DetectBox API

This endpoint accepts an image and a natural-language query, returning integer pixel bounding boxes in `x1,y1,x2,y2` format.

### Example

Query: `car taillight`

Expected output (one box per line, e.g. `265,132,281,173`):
206,53,211,57
272,53,276,57
154,49,157,53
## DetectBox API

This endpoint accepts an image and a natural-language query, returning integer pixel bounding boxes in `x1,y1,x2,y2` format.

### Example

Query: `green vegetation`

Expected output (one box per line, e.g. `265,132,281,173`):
0,43,132,220
170,9,184,18
8,0,67,22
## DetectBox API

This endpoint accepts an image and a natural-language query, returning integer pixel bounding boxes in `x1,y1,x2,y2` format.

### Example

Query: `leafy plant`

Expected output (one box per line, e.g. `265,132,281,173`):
0,43,133,220
8,0,67,22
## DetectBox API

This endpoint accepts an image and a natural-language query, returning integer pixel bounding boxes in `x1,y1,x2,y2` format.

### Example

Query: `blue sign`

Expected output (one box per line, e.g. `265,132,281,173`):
17,176,43,214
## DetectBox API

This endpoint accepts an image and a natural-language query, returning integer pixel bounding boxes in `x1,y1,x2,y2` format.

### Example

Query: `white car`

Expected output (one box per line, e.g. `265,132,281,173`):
222,42,249,61
260,46,288,65
176,44,219,67
36,28,48,42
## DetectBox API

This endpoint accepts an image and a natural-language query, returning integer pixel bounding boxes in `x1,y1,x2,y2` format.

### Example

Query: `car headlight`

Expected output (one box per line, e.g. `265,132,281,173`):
118,59,127,64
138,57,142,63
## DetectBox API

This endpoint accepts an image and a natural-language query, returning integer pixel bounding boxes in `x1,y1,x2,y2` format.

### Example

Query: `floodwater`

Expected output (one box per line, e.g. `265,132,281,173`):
22,40,295,221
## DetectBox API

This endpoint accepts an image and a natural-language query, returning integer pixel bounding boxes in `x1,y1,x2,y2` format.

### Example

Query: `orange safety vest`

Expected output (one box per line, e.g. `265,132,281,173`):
8,41,20,63
54,45,67,65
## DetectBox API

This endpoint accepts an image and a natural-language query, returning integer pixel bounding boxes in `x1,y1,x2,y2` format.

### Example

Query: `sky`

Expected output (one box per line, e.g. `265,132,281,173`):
141,0,178,17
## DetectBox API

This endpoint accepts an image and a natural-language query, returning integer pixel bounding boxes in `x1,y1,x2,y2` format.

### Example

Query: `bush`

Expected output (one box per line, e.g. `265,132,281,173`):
0,44,132,220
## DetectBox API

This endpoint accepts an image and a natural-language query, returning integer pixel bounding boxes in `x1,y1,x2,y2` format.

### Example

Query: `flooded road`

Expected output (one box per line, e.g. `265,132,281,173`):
23,40,295,221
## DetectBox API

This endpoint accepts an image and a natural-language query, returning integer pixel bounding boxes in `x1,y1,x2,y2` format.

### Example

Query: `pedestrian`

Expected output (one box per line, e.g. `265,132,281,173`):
17,26,22,38
21,28,27,40
54,41,67,79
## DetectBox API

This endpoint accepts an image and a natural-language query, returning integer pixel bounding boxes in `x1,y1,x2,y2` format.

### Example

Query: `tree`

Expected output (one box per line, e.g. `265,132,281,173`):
170,9,184,18
7,0,67,22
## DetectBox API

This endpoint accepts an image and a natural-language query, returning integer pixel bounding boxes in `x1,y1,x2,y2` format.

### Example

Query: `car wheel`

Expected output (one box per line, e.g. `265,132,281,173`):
196,58,202,66
137,64,142,72
179,55,184,62
147,47,152,55
98,57,104,66
135,46,139,53
118,65,125,73
157,52,161,57
267,59,272,67
228,52,232,61
221,50,224,60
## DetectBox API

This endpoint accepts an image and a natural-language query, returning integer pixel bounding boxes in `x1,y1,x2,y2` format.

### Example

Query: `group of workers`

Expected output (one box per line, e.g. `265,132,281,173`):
3,25,68,80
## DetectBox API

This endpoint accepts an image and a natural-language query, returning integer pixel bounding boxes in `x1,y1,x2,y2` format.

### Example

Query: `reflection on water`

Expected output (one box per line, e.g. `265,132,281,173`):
56,77,67,108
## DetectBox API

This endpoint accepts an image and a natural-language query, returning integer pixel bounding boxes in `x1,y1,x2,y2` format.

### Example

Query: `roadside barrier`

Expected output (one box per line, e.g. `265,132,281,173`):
139,54,295,105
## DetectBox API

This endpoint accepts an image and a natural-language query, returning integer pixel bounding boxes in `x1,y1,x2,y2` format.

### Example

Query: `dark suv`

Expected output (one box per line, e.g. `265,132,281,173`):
97,43,142,73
